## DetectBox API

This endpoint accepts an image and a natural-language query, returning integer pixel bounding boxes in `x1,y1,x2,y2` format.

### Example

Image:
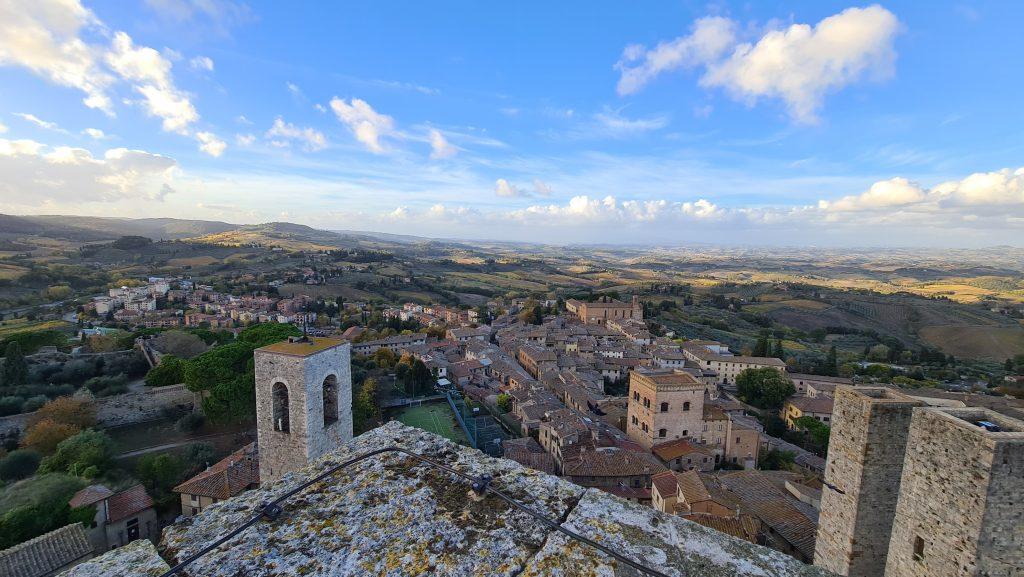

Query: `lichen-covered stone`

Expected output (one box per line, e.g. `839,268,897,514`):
77,421,834,576
524,490,832,577
58,540,168,577
162,421,585,576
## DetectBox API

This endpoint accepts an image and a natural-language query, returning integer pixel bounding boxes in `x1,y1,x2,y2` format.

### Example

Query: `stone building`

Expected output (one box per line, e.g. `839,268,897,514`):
254,336,353,483
814,386,923,577
885,408,1024,577
565,295,643,325
626,369,705,450
173,443,259,517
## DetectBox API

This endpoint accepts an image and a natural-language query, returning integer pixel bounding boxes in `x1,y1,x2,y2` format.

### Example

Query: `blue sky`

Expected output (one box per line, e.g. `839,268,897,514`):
1,1,1023,246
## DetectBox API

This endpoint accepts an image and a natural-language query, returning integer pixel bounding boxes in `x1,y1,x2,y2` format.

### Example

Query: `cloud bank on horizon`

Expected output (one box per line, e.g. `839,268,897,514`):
0,0,1022,246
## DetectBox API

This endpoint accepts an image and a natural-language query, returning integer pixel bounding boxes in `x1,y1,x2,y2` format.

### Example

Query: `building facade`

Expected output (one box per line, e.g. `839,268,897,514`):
885,408,1024,577
813,386,923,577
626,370,705,450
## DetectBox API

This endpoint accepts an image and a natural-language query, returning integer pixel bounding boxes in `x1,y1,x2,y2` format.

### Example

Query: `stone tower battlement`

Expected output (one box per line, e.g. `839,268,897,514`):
814,386,924,577
254,337,353,483
885,407,1024,577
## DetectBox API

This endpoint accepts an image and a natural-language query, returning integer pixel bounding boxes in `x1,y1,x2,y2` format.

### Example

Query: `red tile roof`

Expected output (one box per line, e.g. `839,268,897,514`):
651,471,678,498
69,484,113,509
651,438,712,462
174,443,260,500
106,485,154,523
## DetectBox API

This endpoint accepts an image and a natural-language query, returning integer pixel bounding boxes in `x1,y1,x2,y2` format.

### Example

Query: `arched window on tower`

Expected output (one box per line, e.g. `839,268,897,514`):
323,374,338,427
683,401,691,411
660,402,669,412
272,383,290,433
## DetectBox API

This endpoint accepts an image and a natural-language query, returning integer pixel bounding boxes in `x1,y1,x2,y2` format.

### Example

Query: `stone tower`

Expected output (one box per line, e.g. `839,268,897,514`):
814,386,923,577
885,408,1024,577
254,336,353,483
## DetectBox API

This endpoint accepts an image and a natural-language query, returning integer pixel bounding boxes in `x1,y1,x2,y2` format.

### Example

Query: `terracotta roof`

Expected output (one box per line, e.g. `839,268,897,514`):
675,470,712,504
0,523,93,577
174,443,260,500
562,447,665,478
503,448,556,475
69,484,113,508
786,396,834,415
651,471,678,498
651,438,711,462
716,471,818,559
684,513,760,544
105,485,155,523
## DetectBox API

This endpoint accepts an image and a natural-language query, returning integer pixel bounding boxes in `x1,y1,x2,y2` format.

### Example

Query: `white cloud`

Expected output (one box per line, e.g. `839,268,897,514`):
703,6,900,123
824,177,926,212
932,168,1024,207
195,131,226,157
189,55,214,71
495,178,526,198
235,133,255,146
265,117,327,151
13,112,67,133
533,179,553,196
235,114,252,125
106,31,198,134
428,129,457,159
83,127,106,139
286,81,302,97
0,121,6,134
329,97,394,153
593,108,669,135
615,16,737,95
0,137,176,204
0,1,216,147
617,6,901,122
0,0,115,113
314,103,326,113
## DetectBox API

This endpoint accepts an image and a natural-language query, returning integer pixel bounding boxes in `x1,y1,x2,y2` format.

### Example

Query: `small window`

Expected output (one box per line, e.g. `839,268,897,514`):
659,428,667,438
683,401,691,411
631,415,638,425
642,423,648,432
660,402,669,412
913,536,925,561
736,437,741,444
323,375,339,427
633,391,640,401
682,429,688,436
272,382,290,433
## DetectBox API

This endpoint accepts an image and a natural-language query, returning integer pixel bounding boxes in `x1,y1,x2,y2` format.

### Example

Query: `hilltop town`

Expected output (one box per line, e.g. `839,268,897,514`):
1,258,1022,576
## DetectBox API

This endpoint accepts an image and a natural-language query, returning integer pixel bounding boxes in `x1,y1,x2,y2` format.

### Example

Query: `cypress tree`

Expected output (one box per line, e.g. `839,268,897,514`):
2,342,28,388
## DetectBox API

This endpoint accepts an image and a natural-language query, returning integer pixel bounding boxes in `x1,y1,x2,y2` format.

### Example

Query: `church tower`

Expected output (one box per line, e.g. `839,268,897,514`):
254,336,353,483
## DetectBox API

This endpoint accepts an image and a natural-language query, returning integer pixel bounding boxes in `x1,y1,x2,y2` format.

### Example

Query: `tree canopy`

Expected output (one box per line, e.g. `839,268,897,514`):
736,368,795,411
182,323,302,423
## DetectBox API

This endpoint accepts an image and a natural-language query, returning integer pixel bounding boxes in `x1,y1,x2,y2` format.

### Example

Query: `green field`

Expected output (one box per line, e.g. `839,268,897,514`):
390,402,469,444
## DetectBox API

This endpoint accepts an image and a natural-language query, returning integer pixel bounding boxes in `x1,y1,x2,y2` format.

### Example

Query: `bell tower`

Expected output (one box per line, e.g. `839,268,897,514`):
254,336,353,484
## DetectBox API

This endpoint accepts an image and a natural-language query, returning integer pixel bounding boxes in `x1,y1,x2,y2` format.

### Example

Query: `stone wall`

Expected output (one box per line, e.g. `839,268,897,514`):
885,408,1024,577
0,384,195,437
814,386,923,577
64,422,835,577
254,341,353,483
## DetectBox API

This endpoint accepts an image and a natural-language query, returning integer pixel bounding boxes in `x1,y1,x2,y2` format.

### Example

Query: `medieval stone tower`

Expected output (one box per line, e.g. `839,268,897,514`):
814,386,923,577
254,336,353,483
885,407,1024,577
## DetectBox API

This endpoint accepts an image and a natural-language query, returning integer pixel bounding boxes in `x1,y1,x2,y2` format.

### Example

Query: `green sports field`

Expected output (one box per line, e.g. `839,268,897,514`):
391,402,469,444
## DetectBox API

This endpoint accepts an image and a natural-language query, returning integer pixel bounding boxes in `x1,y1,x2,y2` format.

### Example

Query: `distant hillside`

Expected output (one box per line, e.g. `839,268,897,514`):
0,214,113,241
191,222,361,251
25,215,237,240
